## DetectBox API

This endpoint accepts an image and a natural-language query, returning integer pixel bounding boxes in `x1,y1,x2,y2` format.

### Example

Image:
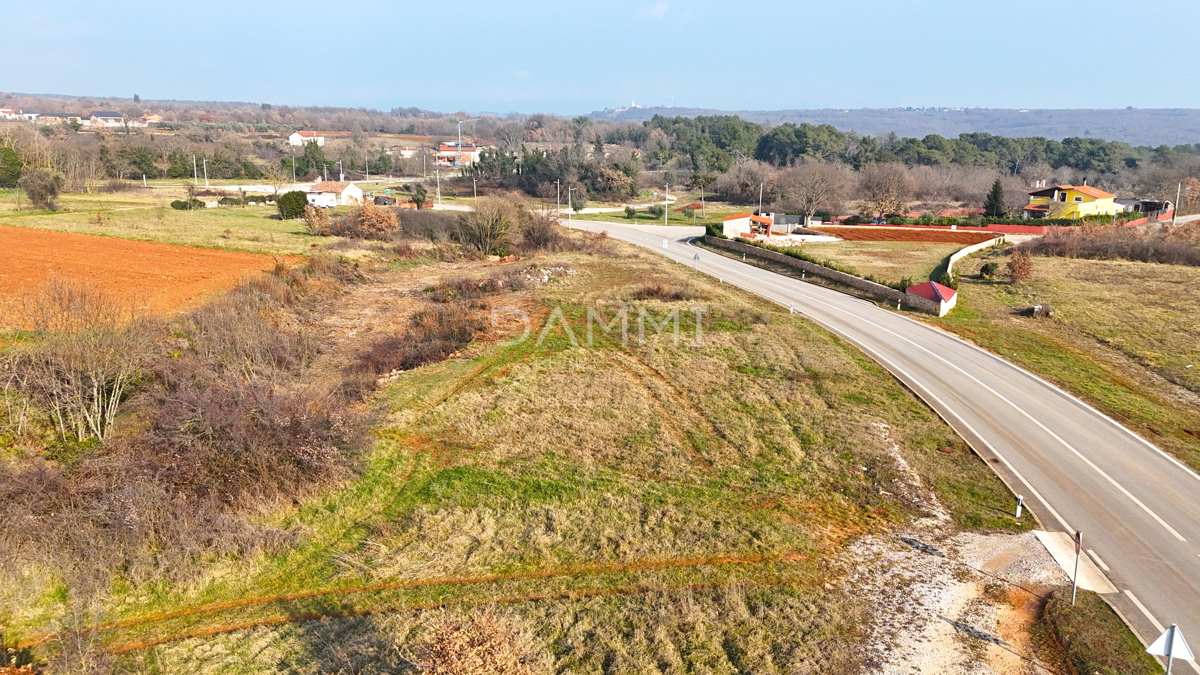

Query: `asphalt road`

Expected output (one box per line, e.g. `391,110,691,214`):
567,220,1200,668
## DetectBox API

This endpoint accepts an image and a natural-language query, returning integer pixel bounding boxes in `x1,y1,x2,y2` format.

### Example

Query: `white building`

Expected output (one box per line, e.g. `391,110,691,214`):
289,131,325,147
721,212,773,238
434,142,481,167
0,108,39,121
88,111,125,128
306,181,363,208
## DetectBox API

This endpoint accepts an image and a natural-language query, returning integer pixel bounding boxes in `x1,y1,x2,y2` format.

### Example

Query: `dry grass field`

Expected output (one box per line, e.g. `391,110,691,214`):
785,241,963,285
1,235,1026,674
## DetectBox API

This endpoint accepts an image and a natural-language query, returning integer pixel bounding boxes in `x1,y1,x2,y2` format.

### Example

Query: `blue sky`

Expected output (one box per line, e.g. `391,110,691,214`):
7,0,1199,114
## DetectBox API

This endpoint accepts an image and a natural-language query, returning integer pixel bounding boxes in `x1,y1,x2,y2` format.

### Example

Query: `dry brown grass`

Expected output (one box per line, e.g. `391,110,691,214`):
785,240,963,284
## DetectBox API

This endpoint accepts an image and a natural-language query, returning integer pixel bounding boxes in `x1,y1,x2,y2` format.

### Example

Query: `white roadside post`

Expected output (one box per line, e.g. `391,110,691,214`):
1015,495,1024,519
1149,624,1195,674
1071,531,1082,605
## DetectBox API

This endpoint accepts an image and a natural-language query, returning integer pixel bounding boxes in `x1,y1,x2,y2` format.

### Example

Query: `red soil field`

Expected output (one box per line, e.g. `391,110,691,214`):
812,225,999,245
0,226,287,322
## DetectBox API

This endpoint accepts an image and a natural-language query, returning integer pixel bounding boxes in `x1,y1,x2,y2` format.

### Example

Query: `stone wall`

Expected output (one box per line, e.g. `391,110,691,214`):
945,235,1006,278
703,236,943,315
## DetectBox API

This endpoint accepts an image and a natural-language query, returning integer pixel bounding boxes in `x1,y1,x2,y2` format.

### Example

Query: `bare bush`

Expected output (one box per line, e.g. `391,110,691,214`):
6,280,156,441
416,613,542,675
455,197,516,254
18,169,65,210
713,160,775,204
516,211,565,253
330,201,400,240
1019,223,1200,266
629,283,702,302
302,205,330,236
1006,249,1034,283
355,303,483,377
400,209,458,242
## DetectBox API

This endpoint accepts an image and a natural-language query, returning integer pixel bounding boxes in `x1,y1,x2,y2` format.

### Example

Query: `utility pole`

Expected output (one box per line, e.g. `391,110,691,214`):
554,179,561,217
1174,181,1182,226
192,154,198,183
758,182,764,214
473,177,477,203
365,152,369,181
664,183,669,226
568,186,575,225
456,117,480,176
202,158,209,187
338,161,343,182
291,149,296,183
436,168,441,204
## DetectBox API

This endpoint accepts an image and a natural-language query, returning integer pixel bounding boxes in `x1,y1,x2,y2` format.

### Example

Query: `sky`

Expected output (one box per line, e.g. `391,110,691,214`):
7,0,1200,115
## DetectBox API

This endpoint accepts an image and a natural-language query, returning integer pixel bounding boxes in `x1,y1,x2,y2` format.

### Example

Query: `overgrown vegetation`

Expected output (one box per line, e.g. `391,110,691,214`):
1018,222,1200,266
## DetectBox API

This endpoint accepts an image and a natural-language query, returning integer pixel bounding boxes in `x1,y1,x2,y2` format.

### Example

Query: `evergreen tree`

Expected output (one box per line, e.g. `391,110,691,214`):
983,178,1006,218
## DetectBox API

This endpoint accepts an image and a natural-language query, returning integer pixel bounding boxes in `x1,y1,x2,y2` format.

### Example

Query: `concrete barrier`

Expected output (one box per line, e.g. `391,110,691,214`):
703,236,943,315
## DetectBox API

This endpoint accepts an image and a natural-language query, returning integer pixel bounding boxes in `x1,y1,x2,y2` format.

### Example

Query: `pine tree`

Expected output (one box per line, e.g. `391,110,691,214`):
983,178,1006,218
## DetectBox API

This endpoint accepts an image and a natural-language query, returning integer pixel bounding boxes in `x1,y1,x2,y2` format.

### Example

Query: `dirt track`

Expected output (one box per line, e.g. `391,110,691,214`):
813,226,998,244
0,226,284,321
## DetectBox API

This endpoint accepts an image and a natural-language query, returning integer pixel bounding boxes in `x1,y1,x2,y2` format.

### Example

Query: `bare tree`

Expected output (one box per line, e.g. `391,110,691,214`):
713,160,775,205
495,122,525,154
1006,249,1034,283
858,163,915,217
774,163,852,220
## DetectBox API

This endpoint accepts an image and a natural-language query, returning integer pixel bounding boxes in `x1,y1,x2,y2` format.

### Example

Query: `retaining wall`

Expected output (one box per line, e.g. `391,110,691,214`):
945,234,1006,279
703,236,943,315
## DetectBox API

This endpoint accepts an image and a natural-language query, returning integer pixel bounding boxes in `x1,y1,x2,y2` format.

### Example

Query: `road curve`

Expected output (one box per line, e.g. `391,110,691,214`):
568,220,1200,666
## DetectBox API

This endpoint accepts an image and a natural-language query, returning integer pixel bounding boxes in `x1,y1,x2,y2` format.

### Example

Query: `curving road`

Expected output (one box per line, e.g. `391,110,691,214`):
568,220,1200,668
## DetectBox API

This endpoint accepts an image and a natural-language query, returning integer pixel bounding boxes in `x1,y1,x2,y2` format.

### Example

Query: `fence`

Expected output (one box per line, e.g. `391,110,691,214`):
703,236,944,315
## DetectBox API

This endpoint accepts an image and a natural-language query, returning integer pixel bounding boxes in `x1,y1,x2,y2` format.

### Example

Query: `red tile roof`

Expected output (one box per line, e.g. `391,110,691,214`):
722,212,755,221
1068,184,1115,200
1023,204,1049,211
750,215,772,225
310,181,353,193
906,280,957,303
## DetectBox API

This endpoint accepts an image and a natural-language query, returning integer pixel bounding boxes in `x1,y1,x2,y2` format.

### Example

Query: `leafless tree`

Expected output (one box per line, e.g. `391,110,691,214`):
713,160,775,205
495,122,525,154
858,163,915,217
773,162,852,219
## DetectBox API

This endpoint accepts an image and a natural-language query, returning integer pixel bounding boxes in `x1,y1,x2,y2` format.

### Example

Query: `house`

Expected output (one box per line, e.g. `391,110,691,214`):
289,131,325,147
39,112,83,124
306,181,363,208
1023,184,1120,220
0,108,38,121
137,114,162,125
1118,198,1173,220
435,142,481,167
906,281,958,317
721,212,774,238
88,111,125,128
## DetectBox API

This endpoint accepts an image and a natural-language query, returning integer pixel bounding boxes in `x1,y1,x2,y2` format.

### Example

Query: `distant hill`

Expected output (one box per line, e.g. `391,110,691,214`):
587,106,1200,147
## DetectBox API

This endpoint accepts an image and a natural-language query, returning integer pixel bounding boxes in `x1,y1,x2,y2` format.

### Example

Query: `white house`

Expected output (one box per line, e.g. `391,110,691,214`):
88,111,125,128
0,108,39,121
307,181,363,208
289,131,325,147
434,142,481,167
721,212,773,238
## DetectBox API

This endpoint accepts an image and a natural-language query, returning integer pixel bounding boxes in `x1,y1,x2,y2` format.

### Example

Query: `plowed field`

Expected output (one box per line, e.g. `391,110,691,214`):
813,226,998,244
0,226,286,321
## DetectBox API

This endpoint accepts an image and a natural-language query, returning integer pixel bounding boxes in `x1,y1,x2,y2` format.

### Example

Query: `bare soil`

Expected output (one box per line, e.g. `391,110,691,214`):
814,225,998,244
0,225,291,323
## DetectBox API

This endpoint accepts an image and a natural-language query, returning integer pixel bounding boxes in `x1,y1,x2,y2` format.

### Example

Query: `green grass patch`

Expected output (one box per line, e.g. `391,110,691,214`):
1040,589,1163,675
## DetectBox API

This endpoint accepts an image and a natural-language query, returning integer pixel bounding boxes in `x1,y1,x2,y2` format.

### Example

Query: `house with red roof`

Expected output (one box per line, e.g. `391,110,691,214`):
306,181,363,208
722,212,773,238
1023,184,1120,220
906,280,957,316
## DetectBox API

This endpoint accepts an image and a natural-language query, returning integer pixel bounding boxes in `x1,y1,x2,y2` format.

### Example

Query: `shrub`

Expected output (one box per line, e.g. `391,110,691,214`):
1006,249,1033,283
979,262,999,278
276,190,308,219
630,283,701,302
455,197,515,254
302,205,330,236
401,209,458,241
217,196,241,206
624,205,637,219
18,169,65,210
937,272,958,290
354,303,483,377
1019,223,1200,266
681,206,695,218
416,613,542,675
170,198,203,210
647,204,665,219
104,179,133,193
517,211,564,252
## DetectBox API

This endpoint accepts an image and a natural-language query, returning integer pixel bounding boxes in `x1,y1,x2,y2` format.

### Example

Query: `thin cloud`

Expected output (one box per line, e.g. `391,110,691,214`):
638,3,668,20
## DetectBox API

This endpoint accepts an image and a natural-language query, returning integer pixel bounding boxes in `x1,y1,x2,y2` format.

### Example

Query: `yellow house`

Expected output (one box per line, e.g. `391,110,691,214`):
1023,184,1120,220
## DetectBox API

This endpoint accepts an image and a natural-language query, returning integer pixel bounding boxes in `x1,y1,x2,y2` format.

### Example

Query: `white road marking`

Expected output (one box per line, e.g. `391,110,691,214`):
1088,549,1111,572
1126,590,1166,633
664,236,1188,543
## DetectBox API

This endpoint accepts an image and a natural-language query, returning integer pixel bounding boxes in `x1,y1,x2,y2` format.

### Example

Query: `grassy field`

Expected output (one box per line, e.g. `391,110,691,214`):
7,242,1024,673
940,250,1200,470
0,199,342,256
784,241,963,285
0,189,184,215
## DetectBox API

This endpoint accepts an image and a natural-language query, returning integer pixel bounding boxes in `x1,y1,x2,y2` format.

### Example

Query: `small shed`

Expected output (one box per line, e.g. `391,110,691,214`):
906,281,958,317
